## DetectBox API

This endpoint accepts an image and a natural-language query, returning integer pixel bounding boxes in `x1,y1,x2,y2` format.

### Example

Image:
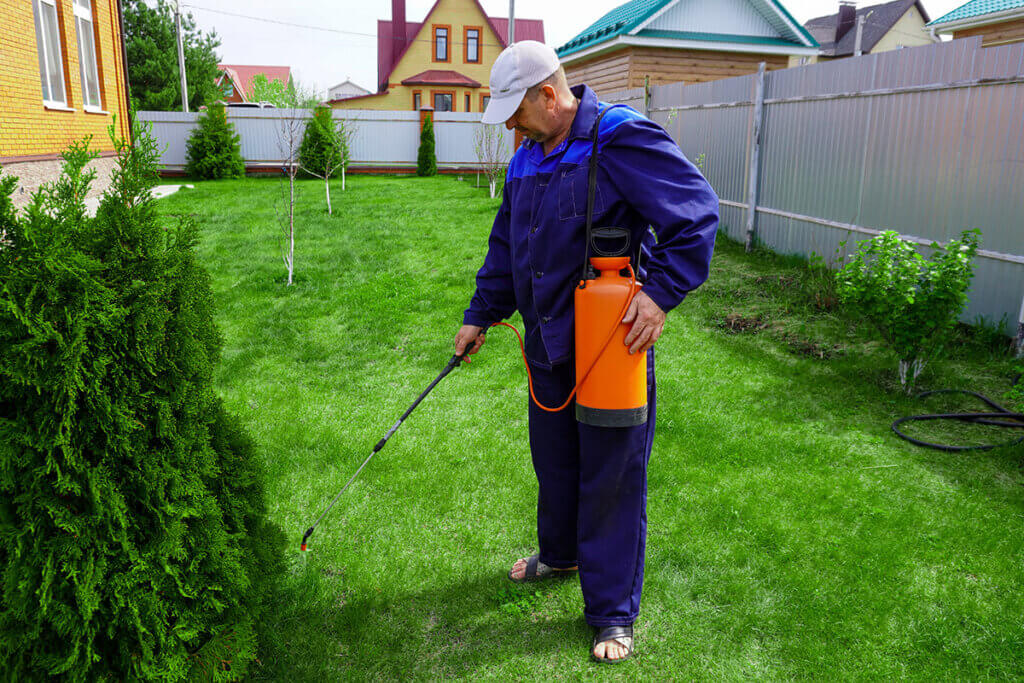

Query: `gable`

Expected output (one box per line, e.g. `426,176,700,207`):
644,0,779,37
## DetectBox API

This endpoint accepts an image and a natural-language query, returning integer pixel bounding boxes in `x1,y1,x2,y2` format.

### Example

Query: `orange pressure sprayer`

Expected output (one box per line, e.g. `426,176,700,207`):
574,236,647,427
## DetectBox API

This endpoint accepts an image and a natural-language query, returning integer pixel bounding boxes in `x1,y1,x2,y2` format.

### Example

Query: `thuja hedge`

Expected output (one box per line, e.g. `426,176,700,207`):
0,125,284,681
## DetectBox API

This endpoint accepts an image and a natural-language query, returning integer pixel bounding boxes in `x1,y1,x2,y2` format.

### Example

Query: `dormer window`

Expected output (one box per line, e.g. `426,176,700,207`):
433,25,450,63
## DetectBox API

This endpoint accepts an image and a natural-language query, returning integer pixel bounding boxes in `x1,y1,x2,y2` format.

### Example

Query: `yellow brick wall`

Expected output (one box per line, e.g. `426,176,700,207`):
0,0,131,160
332,0,499,113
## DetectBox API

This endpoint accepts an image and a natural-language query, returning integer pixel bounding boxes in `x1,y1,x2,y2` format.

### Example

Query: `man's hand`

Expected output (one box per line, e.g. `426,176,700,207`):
455,324,486,362
622,291,665,354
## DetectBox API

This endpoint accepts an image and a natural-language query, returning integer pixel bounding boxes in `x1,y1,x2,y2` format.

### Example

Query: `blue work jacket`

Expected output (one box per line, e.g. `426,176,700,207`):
463,84,719,368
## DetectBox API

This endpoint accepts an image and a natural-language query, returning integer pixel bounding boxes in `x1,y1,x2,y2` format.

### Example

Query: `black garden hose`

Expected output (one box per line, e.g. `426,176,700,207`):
892,379,1024,451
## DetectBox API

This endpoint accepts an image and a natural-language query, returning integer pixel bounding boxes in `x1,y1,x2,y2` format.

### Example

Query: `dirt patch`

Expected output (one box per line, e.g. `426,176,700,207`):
782,334,844,360
717,313,769,334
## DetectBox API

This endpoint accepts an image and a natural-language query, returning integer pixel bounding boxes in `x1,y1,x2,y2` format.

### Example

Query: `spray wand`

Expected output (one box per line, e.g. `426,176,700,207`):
300,344,476,551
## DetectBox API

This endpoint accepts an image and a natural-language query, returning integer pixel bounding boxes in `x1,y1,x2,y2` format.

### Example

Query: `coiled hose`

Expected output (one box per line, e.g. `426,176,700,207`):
892,376,1024,451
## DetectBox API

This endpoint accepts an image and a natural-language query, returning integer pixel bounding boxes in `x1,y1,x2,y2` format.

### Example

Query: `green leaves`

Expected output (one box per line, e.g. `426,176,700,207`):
836,229,981,390
122,0,222,112
185,104,245,180
299,106,349,179
417,114,438,177
0,124,283,679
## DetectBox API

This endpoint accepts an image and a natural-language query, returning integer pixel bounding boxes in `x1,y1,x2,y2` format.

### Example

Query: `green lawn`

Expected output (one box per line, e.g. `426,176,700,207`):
157,175,1023,680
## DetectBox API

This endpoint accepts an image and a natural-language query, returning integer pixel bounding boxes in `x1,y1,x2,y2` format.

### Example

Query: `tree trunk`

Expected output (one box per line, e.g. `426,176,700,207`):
489,178,496,199
341,165,346,191
325,175,332,215
288,170,295,286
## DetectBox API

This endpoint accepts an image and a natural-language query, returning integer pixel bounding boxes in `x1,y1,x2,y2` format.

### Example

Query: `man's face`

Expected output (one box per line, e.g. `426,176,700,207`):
504,87,554,142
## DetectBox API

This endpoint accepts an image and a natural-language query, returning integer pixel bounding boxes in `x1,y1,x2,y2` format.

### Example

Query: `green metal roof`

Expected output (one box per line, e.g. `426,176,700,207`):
556,0,672,58
928,0,1024,26
555,0,816,58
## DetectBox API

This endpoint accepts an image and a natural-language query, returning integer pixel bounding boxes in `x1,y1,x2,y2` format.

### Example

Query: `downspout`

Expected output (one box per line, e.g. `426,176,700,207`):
116,0,134,143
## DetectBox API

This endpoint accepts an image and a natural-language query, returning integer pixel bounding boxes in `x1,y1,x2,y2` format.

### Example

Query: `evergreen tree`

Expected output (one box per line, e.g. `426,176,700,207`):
185,103,245,179
417,114,437,177
0,123,284,681
123,0,222,112
299,106,346,180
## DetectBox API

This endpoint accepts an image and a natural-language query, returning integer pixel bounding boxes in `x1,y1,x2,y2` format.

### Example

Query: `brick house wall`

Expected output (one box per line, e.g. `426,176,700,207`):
0,0,132,208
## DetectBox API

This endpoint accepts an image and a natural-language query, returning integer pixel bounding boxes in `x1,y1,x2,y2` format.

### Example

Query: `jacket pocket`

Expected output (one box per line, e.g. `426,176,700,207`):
558,166,604,221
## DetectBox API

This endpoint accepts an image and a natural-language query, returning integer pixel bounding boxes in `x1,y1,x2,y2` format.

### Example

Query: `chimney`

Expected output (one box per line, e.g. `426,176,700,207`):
392,0,407,65
836,2,857,43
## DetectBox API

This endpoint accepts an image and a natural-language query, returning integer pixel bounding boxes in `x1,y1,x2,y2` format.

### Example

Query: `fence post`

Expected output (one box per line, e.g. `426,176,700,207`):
744,62,766,253
1016,293,1024,357
644,75,651,119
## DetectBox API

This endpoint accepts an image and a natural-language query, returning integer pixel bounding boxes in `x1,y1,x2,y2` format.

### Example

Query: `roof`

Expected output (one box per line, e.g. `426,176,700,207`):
376,0,544,92
216,64,292,101
805,0,929,56
556,0,816,59
928,0,1024,26
400,70,482,87
329,78,370,92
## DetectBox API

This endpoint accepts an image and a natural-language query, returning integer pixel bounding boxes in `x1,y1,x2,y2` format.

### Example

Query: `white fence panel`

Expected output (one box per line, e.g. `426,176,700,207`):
136,108,514,172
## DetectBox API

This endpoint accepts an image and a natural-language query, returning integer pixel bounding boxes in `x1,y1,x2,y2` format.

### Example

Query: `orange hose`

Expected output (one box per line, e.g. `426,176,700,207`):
488,264,637,412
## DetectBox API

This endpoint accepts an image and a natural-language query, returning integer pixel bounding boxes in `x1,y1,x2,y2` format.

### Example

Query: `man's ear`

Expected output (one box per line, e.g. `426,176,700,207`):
542,84,558,110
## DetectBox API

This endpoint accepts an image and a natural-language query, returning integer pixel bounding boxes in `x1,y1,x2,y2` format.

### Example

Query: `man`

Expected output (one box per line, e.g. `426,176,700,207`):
454,41,718,663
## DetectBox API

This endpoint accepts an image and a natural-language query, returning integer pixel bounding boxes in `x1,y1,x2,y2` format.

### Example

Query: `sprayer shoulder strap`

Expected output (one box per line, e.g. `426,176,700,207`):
583,104,627,278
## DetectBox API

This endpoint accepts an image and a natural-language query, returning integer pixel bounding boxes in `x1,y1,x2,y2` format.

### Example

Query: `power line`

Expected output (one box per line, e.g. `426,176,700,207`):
181,3,511,49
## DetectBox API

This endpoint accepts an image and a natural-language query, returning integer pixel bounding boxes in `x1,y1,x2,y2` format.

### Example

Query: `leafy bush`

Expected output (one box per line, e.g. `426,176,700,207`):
836,229,981,391
417,114,437,177
299,105,347,179
0,124,284,681
185,103,245,179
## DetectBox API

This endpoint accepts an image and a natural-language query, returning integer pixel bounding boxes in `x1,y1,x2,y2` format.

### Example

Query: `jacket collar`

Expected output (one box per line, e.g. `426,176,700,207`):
567,84,601,142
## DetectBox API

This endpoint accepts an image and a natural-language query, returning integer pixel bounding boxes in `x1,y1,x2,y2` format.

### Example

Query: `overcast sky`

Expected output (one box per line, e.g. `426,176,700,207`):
178,0,966,97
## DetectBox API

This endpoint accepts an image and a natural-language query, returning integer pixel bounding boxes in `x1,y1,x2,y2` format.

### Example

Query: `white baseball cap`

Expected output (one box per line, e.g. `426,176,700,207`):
481,40,561,125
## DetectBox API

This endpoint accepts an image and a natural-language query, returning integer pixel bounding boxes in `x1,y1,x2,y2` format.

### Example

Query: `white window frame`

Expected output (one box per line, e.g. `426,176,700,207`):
33,0,70,109
74,0,103,112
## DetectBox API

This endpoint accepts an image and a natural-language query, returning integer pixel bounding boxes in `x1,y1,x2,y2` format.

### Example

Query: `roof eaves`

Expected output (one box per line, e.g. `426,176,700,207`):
764,0,820,47
636,28,805,47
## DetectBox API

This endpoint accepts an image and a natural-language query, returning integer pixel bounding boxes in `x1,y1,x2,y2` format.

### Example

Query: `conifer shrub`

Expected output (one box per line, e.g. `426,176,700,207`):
299,105,347,179
417,114,437,177
0,123,284,681
185,103,245,179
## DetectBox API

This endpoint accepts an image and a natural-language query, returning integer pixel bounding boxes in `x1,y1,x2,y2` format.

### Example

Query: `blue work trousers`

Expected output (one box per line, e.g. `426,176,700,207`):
526,348,656,627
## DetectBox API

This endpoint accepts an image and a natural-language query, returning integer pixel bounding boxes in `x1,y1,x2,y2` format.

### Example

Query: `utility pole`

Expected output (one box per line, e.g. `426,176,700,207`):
509,0,515,44
175,0,189,112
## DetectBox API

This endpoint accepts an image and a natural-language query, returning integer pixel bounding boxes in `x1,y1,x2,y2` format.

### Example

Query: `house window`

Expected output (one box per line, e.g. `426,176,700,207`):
433,25,450,62
412,90,421,110
433,91,453,112
74,0,102,110
465,93,471,112
480,94,490,111
465,27,480,63
32,0,68,107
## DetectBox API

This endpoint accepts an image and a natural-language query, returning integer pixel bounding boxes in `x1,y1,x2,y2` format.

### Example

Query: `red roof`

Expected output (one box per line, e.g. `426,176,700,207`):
401,70,482,87
217,64,292,101
376,1,545,92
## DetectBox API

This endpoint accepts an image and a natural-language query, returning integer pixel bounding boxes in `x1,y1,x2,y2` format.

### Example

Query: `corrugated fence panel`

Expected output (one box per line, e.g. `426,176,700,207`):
137,109,514,170
648,37,1024,326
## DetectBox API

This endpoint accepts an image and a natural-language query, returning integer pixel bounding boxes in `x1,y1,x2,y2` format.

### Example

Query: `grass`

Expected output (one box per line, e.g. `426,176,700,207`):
156,175,1024,680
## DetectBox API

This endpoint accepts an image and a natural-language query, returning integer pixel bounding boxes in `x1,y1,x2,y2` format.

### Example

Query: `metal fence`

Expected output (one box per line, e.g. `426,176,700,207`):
137,108,514,172
610,36,1024,327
